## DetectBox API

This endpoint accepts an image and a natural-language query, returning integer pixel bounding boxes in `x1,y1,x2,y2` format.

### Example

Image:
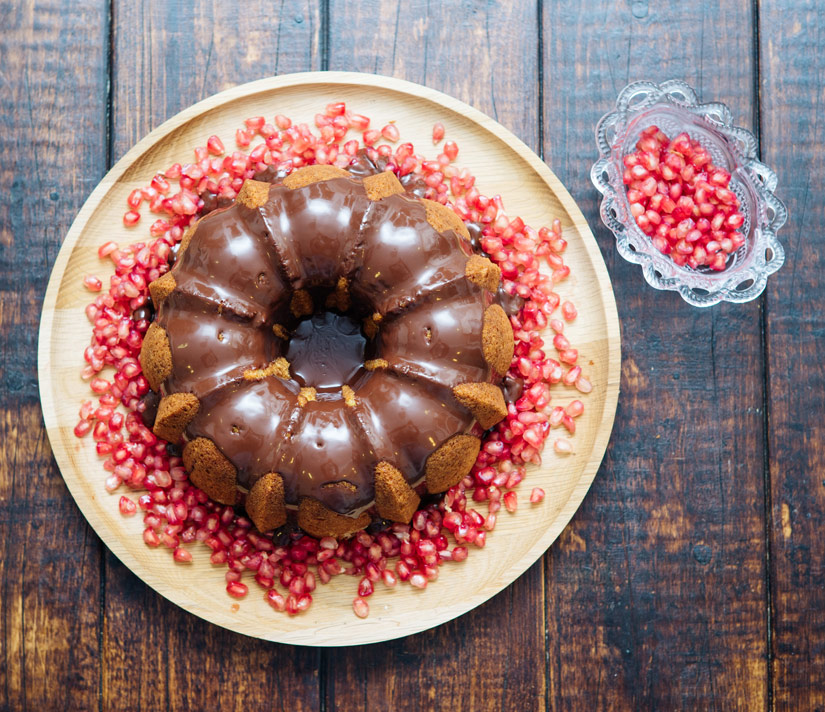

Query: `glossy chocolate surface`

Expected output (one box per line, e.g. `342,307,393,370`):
155,173,501,515
286,311,369,393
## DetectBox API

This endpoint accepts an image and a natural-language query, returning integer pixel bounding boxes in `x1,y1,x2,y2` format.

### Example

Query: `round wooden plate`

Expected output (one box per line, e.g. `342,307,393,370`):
39,72,620,646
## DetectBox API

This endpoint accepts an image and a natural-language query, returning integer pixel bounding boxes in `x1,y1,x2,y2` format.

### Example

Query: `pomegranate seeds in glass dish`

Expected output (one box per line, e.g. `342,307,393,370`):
591,79,786,306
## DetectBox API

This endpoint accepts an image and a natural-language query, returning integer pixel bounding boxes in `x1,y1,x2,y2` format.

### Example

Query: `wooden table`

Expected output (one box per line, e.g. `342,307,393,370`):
1,1,822,709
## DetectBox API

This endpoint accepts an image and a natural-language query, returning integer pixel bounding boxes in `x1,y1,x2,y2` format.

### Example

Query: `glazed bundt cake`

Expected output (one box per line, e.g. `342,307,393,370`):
139,164,514,538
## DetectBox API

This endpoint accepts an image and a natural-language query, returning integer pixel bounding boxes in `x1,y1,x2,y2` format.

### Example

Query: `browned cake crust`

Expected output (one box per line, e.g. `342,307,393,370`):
177,219,199,258
148,271,176,304
283,165,350,190
452,382,508,430
425,434,482,493
482,304,515,375
246,472,287,532
153,392,200,443
235,178,271,208
183,438,238,505
139,322,172,392
144,167,515,538
297,498,371,539
374,461,420,523
421,198,471,241
362,171,405,201
465,254,501,292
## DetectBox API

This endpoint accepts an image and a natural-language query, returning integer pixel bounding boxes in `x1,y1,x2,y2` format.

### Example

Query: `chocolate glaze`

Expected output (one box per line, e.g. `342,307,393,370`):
496,284,525,317
132,297,154,323
286,312,369,393
501,375,525,403
379,280,492,389
464,221,485,254
138,390,160,429
345,149,389,178
352,192,474,314
156,175,501,516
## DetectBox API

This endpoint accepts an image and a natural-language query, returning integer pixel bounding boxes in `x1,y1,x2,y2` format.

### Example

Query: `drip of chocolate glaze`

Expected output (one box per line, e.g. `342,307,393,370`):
501,375,525,403
464,221,485,254
199,192,234,217
132,296,154,323
496,284,525,317
139,389,160,428
399,171,428,200
253,165,291,185
345,149,389,178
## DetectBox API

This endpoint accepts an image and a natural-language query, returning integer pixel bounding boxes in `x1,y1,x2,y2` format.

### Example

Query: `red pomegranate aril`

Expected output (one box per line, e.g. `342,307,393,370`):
123,210,140,226
266,590,287,611
119,496,137,515
409,572,428,589
503,491,518,513
173,547,193,563
381,123,400,142
529,488,546,503
353,597,369,618
206,135,225,155
226,581,248,599
554,438,573,455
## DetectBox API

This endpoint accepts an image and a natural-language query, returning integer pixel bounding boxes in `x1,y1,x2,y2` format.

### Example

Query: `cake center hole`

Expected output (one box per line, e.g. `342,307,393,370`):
285,311,370,392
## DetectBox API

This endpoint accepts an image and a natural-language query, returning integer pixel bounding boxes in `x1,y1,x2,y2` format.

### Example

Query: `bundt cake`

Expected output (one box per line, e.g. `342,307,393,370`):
139,164,514,538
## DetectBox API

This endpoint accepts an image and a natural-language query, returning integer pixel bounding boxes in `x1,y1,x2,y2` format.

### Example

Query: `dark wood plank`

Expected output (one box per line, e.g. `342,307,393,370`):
103,3,323,710
0,1,110,710
759,3,825,708
325,3,546,710
541,3,769,710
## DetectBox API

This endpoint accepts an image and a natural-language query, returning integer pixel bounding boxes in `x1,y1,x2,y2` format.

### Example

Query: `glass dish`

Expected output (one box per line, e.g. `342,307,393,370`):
591,79,786,307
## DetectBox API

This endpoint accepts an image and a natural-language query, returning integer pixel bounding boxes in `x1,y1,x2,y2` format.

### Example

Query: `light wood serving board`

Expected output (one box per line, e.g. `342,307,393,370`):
38,72,621,646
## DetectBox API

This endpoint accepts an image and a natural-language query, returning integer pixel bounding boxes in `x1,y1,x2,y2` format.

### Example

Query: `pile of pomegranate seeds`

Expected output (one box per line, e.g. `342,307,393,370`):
623,125,746,271
76,103,594,619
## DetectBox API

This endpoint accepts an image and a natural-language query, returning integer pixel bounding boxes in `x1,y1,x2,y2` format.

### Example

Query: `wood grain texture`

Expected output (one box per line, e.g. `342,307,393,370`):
326,3,545,709
111,0,322,154
541,2,769,709
104,3,323,709
759,2,825,709
0,1,109,710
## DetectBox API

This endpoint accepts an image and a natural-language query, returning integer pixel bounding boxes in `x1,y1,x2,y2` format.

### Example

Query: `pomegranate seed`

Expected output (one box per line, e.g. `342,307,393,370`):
226,581,248,599
123,210,140,226
266,590,286,611
554,438,573,455
353,597,369,618
118,496,137,515
381,124,400,142
84,275,102,291
504,491,518,513
565,400,584,417
206,135,225,155
173,547,193,563
409,573,427,589
443,140,458,161
529,488,545,503
432,121,445,143
561,301,577,321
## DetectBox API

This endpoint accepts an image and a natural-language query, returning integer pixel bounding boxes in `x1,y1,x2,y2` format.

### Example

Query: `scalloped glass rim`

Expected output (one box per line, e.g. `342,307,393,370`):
591,79,787,307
